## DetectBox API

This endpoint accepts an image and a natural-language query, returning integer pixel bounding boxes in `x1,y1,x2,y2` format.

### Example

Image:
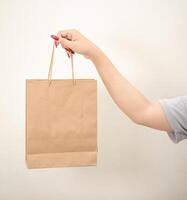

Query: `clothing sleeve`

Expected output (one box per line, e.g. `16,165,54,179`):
159,95,187,143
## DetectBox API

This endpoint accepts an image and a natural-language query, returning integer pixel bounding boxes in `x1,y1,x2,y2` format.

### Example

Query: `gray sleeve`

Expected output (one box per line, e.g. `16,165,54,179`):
159,95,187,143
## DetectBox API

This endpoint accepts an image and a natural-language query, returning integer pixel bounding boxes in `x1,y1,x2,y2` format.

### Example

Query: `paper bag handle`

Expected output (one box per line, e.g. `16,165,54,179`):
48,43,76,86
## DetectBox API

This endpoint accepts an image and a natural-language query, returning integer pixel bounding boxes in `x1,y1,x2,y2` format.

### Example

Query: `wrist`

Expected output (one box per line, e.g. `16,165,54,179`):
88,46,104,62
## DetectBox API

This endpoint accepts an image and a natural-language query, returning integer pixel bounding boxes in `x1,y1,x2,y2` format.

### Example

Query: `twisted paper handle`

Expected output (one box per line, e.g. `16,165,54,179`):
48,43,76,86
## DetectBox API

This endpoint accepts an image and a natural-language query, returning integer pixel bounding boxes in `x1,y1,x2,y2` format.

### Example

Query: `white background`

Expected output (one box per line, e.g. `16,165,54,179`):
0,0,187,199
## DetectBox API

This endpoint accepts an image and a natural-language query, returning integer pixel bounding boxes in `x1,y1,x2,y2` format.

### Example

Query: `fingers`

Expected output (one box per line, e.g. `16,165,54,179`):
60,31,72,41
59,38,75,54
51,35,59,48
58,37,72,47
58,29,78,39
51,29,79,57
51,33,75,57
58,31,75,54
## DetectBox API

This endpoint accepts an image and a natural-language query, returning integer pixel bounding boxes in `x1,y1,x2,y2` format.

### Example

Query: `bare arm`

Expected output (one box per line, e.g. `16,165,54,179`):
90,48,172,132
55,29,173,132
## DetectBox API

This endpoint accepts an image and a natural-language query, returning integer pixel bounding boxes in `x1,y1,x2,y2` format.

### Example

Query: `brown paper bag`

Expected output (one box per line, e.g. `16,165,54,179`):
26,44,97,169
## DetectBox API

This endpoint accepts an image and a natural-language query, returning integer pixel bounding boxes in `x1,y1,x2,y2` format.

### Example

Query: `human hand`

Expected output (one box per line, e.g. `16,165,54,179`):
51,29,100,59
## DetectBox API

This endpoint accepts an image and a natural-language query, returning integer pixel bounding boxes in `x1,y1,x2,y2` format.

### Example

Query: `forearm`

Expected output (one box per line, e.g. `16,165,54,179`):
90,49,151,123
57,29,172,132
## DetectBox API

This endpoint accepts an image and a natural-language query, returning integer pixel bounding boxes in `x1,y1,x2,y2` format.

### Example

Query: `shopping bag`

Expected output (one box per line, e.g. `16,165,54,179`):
26,43,97,168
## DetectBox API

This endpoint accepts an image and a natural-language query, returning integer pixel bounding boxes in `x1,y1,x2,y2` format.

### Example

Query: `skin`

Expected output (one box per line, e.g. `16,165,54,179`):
55,29,173,133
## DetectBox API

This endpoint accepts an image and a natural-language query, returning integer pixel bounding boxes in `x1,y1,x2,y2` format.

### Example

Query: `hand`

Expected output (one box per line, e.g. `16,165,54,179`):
51,29,100,59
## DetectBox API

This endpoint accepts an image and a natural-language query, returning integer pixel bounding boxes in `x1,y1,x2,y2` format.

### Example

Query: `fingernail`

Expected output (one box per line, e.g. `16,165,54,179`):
68,48,75,54
66,52,70,58
65,49,71,58
65,47,74,54
65,49,70,57
51,35,59,41
55,41,58,48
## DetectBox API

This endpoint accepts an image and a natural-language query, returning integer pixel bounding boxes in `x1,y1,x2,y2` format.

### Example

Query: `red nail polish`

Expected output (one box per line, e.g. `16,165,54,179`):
66,52,70,58
54,41,58,48
65,48,74,54
51,35,59,41
67,48,74,54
